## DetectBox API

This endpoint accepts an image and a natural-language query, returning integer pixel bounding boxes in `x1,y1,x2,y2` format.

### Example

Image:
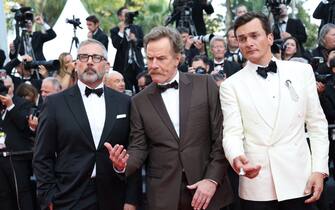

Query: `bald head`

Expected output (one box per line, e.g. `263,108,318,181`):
104,71,125,93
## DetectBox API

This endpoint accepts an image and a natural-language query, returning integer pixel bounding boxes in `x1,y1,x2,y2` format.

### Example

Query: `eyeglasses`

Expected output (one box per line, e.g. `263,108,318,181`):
77,54,106,63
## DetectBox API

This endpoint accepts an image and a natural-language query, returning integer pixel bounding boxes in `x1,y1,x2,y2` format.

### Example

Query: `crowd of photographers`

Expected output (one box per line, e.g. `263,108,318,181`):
0,0,335,209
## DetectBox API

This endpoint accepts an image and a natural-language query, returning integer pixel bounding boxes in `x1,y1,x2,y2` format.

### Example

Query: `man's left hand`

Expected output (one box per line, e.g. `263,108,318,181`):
129,33,137,42
304,172,325,204
123,203,136,210
187,179,217,210
0,95,13,108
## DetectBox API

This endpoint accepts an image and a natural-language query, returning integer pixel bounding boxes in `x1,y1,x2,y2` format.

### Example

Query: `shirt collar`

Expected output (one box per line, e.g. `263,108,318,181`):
214,59,225,64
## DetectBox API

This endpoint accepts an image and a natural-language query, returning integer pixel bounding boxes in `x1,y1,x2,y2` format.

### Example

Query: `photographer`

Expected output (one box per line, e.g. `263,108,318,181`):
188,54,210,74
10,11,56,61
178,27,206,67
313,0,335,33
86,15,109,51
169,0,214,35
110,7,145,93
272,4,307,52
0,76,35,210
3,55,44,91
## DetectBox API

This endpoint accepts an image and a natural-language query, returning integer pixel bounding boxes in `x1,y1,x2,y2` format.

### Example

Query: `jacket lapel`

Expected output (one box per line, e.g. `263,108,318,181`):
179,73,192,142
65,85,95,148
147,85,179,141
98,87,117,149
243,64,276,128
270,62,298,144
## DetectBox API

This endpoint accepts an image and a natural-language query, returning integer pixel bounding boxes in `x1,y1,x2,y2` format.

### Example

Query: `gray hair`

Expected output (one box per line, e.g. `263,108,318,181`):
144,26,184,55
104,71,123,81
78,38,108,59
43,77,62,91
318,23,335,48
209,35,226,48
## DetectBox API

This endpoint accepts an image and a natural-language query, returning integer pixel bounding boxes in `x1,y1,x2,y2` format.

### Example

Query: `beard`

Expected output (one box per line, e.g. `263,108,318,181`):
79,67,104,83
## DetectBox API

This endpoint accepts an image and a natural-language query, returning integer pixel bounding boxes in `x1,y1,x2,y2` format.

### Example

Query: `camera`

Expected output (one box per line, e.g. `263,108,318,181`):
192,34,214,43
29,107,40,117
24,60,59,70
125,11,139,25
11,6,34,28
66,15,82,29
315,72,334,85
195,67,207,74
266,0,291,22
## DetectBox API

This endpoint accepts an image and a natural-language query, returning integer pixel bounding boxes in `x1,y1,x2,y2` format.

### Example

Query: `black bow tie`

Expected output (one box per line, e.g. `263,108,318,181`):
256,61,277,79
214,62,224,67
157,80,178,92
85,87,103,97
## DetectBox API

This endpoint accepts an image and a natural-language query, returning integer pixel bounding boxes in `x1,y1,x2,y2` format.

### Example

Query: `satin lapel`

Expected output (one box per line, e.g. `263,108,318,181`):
243,69,275,129
65,85,95,148
179,73,191,142
270,62,297,144
98,87,117,149
147,85,179,141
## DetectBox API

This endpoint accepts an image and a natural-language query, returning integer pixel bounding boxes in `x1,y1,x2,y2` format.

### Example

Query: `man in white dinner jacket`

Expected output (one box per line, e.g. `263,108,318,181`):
220,12,329,210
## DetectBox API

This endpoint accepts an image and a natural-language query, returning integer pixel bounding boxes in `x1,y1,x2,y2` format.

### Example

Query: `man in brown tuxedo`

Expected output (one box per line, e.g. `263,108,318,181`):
105,26,233,210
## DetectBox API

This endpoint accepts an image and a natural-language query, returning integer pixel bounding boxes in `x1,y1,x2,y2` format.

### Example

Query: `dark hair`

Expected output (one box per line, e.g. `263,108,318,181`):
281,36,302,59
136,71,152,86
117,7,127,16
15,83,38,104
225,26,234,37
86,15,99,24
234,12,271,36
192,55,210,65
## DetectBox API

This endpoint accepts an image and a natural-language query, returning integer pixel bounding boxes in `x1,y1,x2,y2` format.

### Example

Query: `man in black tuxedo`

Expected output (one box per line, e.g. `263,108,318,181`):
209,36,241,78
272,4,307,51
33,39,141,210
110,7,145,93
86,15,109,51
9,15,56,61
0,76,35,210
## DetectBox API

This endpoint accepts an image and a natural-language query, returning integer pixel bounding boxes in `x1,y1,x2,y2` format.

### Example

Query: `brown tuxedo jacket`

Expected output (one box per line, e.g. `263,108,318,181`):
126,72,233,210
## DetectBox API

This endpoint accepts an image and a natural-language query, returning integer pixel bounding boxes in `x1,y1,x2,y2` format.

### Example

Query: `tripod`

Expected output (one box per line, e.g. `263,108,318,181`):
69,26,79,53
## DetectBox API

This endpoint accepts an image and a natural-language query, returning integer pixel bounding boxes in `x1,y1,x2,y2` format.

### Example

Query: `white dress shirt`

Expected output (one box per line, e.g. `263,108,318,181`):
77,80,106,177
160,71,180,137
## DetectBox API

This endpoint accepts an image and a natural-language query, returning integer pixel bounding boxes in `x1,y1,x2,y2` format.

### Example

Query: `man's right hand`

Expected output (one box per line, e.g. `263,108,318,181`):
48,203,53,210
104,143,129,171
233,155,261,179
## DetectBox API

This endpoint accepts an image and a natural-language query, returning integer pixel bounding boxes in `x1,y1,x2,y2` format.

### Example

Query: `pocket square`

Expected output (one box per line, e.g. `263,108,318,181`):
116,114,126,119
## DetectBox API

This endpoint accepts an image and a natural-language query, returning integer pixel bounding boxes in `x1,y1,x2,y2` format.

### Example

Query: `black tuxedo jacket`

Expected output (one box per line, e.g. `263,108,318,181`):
209,59,241,77
273,18,307,49
33,85,141,210
110,25,145,74
10,28,56,60
93,28,109,51
1,96,33,159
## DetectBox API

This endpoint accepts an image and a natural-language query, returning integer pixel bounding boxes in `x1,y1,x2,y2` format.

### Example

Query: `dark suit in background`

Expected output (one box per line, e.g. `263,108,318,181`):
110,25,145,92
33,85,141,210
273,18,307,51
209,60,241,77
93,28,109,51
0,96,35,210
10,28,56,61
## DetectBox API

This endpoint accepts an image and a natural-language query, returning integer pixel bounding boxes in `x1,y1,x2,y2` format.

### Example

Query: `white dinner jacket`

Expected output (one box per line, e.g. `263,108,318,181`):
220,58,329,201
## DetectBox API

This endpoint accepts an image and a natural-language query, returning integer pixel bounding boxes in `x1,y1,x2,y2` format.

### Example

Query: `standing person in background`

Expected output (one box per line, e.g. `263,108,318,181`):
110,7,145,93
9,15,56,60
86,15,109,51
55,52,76,90
33,39,141,210
220,12,329,210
